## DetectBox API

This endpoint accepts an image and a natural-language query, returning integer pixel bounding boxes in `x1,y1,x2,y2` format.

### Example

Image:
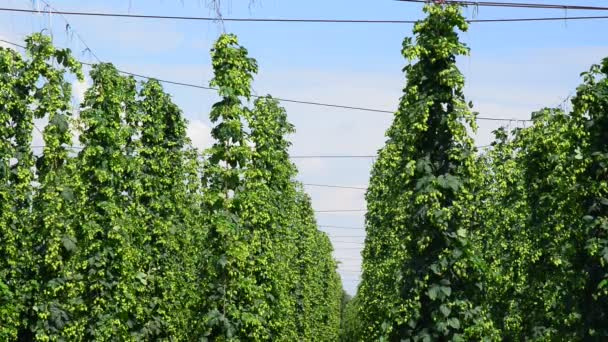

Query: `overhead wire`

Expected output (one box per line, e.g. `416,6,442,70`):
315,210,367,213
292,146,490,160
8,0,466,274
0,6,415,23
320,225,365,230
326,235,365,238
291,155,377,159
462,15,608,23
29,145,492,160
0,38,532,123
6,4,559,231
28,145,374,211
1,5,608,24
397,0,608,11
303,183,367,190
32,0,102,63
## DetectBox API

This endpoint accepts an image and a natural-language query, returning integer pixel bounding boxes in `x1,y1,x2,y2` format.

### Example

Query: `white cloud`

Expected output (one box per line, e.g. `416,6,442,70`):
308,186,366,214
292,158,326,176
72,79,90,104
187,119,213,151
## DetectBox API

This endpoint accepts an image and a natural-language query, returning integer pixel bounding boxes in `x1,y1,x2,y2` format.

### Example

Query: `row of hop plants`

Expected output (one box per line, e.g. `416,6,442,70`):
0,33,343,341
343,3,608,341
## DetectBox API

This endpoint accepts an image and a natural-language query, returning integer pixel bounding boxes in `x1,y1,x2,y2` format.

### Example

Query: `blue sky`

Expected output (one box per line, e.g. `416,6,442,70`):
2,0,607,294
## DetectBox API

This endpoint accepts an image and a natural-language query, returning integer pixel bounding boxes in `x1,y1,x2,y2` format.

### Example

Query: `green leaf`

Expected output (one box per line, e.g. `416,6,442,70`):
456,228,467,238
61,236,77,252
136,272,147,286
218,255,228,268
61,188,74,201
440,304,451,317
448,317,460,329
428,285,440,300
49,113,69,133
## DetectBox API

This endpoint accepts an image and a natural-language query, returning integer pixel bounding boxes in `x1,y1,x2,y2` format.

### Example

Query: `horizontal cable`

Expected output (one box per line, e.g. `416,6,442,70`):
315,209,367,213
328,235,365,238
293,146,492,160
29,146,371,213
291,155,376,159
320,225,366,230
336,261,363,264
468,16,608,23
29,145,376,161
29,146,493,165
28,145,375,200
324,231,366,236
0,38,533,123
335,257,363,260
32,0,102,63
337,261,363,264
28,147,370,193
2,5,608,24
292,147,490,160
0,6,415,23
303,183,367,190
28,146,369,228
398,0,608,11
336,260,363,263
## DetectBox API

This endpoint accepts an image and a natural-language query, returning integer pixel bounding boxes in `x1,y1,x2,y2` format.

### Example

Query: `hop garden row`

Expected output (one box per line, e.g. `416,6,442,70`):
342,4,608,341
0,34,343,340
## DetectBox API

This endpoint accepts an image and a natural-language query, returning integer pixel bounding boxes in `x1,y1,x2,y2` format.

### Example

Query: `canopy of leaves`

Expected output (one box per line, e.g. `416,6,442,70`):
344,5,608,341
355,4,497,340
3,4,608,341
0,32,342,340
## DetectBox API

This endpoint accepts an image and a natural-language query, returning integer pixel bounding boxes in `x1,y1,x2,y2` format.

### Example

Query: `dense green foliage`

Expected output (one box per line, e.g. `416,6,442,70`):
470,60,608,340
0,34,83,340
0,33,342,340
346,3,608,341
356,4,496,340
3,4,608,341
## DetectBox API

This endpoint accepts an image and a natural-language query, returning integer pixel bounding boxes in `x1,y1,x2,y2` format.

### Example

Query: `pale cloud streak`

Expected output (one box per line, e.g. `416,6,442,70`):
187,119,213,151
